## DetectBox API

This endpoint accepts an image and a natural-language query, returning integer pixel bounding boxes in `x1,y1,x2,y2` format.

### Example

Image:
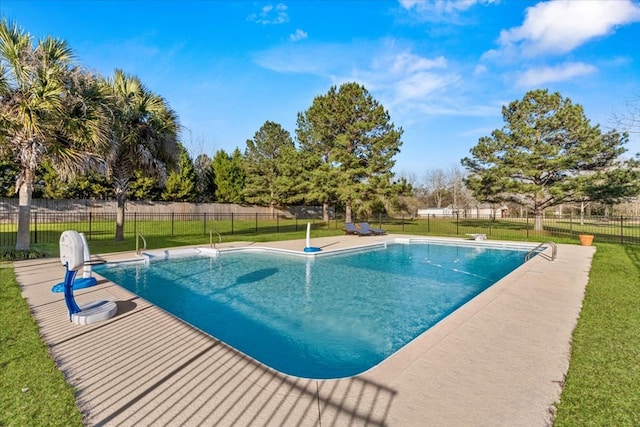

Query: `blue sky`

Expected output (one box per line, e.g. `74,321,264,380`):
2,0,640,179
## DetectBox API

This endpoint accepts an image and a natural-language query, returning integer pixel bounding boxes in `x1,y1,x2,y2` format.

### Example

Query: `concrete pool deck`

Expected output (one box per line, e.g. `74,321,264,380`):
14,235,595,426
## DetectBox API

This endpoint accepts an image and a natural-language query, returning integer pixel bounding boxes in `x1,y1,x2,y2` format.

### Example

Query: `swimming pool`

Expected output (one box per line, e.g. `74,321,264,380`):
95,241,532,379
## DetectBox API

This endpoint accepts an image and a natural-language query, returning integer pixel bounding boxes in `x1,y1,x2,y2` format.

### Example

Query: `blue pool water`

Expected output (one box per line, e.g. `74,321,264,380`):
94,242,528,379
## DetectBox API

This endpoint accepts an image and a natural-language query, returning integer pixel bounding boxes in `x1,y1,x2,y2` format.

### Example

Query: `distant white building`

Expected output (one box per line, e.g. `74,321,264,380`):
417,206,455,217
418,204,509,218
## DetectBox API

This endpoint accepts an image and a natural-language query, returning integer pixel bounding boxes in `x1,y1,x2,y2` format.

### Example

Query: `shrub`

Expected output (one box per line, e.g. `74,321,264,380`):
0,248,49,261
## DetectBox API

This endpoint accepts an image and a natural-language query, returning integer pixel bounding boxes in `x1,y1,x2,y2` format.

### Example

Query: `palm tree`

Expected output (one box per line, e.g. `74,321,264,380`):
105,69,179,240
0,20,108,250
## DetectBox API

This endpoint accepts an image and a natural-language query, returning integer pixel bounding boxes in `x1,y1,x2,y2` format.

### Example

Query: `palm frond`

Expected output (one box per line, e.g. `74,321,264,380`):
0,19,33,86
35,36,74,66
0,20,111,193
104,69,179,187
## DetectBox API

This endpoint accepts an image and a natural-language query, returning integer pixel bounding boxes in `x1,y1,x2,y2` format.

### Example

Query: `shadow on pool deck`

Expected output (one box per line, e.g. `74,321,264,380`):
13,235,594,426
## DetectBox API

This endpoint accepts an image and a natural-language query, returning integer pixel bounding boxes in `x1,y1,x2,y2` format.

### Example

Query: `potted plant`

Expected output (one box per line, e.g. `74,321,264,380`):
578,234,594,246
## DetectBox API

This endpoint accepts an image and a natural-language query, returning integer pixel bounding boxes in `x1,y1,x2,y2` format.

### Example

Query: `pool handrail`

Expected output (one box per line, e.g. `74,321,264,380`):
136,232,147,256
525,241,557,262
210,229,222,248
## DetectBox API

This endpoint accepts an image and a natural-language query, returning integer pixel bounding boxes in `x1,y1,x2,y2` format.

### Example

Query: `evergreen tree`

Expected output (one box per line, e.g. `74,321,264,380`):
0,157,19,197
39,161,111,199
212,148,245,204
127,171,161,201
39,162,68,199
296,82,403,222
387,177,416,217
162,143,197,202
244,121,302,214
194,153,215,202
462,89,639,231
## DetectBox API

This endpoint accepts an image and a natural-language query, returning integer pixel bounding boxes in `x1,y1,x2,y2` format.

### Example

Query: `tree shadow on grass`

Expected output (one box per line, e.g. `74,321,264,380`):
624,244,640,272
457,219,533,231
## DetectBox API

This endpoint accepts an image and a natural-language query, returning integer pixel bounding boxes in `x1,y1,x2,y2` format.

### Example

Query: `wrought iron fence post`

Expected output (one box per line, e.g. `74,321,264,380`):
456,212,459,235
621,215,624,244
526,211,529,239
203,212,207,235
134,212,137,237
171,212,175,237
427,214,430,233
569,212,573,236
33,211,38,244
489,215,493,237
277,215,280,233
89,212,93,240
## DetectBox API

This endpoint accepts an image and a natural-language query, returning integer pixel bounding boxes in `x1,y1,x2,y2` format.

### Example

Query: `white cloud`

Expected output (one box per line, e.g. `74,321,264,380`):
498,0,640,57
247,3,289,25
254,40,496,118
515,62,597,87
253,42,350,74
388,52,447,75
393,71,459,102
290,29,308,42
398,0,497,14
367,51,456,105
473,64,488,76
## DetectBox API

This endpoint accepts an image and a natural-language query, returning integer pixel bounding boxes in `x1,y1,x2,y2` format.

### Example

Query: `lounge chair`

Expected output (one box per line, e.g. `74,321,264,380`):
344,222,373,236
465,233,486,241
357,222,386,235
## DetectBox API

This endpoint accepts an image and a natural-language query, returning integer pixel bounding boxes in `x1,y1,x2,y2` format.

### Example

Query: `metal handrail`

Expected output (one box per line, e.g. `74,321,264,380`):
210,229,222,248
136,232,147,255
525,241,557,262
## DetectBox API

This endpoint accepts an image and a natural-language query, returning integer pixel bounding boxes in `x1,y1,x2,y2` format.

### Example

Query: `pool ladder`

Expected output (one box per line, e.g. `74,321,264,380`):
525,241,557,262
210,229,222,248
136,232,147,256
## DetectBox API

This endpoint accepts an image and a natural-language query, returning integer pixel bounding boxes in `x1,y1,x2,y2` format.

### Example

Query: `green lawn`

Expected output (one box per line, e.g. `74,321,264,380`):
553,243,640,426
1,237,639,425
0,264,83,427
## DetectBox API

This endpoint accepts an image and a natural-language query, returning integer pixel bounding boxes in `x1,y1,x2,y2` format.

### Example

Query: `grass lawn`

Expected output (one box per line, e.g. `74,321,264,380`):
0,264,83,427
1,236,639,425
553,243,640,426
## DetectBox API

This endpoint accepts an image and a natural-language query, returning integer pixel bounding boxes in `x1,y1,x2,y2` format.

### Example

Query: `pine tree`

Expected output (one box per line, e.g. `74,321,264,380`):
162,144,197,202
212,148,245,204
244,121,303,214
296,82,403,222
462,89,639,231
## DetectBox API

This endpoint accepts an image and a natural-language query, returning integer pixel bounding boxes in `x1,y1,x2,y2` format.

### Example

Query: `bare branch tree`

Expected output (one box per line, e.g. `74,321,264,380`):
612,93,640,135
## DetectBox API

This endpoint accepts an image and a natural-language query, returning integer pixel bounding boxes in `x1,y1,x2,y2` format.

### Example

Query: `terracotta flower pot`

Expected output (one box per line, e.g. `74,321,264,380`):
579,234,594,246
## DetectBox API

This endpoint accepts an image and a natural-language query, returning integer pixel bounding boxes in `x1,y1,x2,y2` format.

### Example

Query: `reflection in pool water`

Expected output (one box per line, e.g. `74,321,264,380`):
95,242,529,379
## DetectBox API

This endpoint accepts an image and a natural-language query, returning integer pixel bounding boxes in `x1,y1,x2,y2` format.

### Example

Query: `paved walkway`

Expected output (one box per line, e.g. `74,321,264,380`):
14,235,595,426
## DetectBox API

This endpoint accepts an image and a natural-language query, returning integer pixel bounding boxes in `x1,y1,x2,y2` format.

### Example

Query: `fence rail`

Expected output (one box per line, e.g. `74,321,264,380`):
1,212,639,247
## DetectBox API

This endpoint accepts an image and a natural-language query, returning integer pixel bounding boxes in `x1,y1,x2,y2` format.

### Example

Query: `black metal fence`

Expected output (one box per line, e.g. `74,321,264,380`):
405,212,640,245
1,211,639,247
0,212,323,246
